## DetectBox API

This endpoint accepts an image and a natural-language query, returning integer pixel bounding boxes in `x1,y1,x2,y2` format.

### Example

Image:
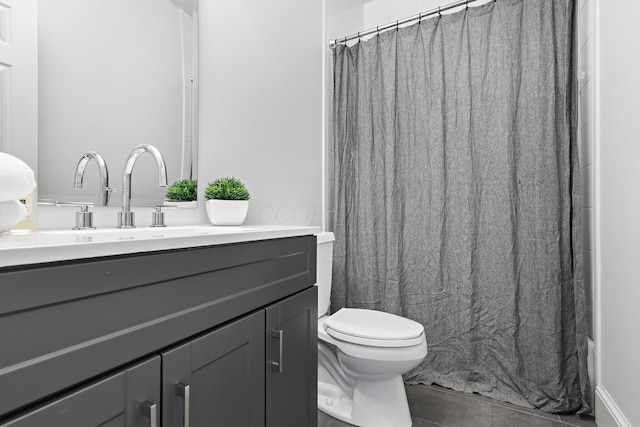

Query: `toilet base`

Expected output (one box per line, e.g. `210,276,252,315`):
318,375,413,427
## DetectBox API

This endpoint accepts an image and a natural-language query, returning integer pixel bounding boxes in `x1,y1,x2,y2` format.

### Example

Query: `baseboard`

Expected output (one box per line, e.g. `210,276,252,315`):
587,338,594,411
595,386,632,427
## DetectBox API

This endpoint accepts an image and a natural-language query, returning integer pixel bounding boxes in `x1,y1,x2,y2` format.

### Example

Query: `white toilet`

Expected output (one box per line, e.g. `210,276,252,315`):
316,232,428,427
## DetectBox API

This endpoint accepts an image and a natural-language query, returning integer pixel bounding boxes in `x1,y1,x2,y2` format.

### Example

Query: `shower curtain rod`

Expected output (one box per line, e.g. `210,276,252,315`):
329,0,485,48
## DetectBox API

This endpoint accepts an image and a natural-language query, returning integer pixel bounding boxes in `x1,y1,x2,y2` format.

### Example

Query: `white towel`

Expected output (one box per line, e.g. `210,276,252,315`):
0,153,36,201
0,199,27,232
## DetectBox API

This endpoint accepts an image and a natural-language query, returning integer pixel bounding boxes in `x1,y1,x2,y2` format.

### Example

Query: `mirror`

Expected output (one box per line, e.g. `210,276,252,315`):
37,0,198,207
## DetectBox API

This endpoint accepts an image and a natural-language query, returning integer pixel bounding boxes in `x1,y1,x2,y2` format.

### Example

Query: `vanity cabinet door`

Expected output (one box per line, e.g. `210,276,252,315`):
0,356,160,427
265,286,318,427
162,310,265,427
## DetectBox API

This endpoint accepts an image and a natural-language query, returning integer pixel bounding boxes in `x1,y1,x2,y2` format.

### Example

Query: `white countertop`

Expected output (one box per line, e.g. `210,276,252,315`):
0,224,321,268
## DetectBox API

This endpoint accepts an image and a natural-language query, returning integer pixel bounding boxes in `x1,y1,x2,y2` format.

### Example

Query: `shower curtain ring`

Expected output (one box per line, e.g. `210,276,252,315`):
418,12,422,25
438,7,442,18
357,32,361,42
466,0,469,10
396,20,399,31
377,26,380,37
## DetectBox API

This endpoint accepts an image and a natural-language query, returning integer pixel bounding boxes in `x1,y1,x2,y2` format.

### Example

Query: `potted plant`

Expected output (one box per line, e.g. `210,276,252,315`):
165,179,198,208
204,177,250,225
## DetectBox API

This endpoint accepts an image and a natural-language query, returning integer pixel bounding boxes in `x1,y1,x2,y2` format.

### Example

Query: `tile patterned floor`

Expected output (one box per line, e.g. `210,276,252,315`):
318,384,598,427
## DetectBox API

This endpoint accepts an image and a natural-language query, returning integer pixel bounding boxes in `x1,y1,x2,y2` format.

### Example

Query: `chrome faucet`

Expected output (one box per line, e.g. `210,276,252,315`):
117,144,168,228
74,151,110,207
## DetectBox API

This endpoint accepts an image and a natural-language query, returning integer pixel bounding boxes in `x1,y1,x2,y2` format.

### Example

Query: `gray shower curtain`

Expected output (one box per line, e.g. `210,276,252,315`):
331,0,590,414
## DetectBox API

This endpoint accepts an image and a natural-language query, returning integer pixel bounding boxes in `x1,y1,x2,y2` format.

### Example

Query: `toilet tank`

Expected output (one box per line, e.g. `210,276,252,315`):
315,232,335,318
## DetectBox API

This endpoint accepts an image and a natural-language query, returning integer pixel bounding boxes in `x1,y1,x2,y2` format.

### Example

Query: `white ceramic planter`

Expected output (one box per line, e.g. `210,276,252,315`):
205,199,249,225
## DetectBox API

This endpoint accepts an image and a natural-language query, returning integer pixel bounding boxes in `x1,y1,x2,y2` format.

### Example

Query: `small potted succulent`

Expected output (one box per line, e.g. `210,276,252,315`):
204,177,250,225
165,179,198,208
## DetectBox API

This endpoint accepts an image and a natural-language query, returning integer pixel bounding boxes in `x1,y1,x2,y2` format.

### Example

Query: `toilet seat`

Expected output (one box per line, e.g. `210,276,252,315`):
324,308,425,348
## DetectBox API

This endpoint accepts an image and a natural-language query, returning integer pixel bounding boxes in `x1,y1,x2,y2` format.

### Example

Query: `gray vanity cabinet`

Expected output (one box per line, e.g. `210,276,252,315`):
266,286,318,427
0,235,317,426
162,310,266,427
0,356,161,427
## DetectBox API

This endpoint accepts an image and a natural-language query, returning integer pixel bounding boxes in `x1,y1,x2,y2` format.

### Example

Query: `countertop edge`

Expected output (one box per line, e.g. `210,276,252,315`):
0,225,321,268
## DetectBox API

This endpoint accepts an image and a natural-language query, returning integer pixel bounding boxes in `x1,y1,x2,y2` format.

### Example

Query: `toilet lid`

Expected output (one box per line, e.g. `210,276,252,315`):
324,308,425,348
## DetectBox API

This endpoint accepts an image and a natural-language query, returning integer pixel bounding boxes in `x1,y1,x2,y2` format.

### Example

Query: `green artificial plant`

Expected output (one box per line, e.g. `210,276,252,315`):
205,177,250,201
165,179,198,202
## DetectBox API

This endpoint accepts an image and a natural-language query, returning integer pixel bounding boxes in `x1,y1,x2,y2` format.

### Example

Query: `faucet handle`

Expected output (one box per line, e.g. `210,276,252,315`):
73,204,95,230
39,199,94,208
151,205,172,228
117,210,136,229
38,200,96,230
103,187,116,205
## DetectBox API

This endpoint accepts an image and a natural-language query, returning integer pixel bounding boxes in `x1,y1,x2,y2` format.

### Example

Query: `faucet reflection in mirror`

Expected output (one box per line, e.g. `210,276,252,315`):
73,151,110,207
117,144,168,229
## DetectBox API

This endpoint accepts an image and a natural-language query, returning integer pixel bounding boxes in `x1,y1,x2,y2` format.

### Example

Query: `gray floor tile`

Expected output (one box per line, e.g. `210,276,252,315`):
428,385,561,422
491,405,573,427
318,410,448,426
406,384,492,427
318,409,436,426
318,409,353,427
558,414,597,427
318,385,596,427
412,417,448,427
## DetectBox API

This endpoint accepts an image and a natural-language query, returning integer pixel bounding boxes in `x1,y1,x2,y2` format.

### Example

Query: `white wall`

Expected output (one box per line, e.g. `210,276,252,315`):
578,0,596,341
198,0,323,227
200,0,323,227
577,0,597,413
364,0,490,29
38,0,324,229
597,0,640,425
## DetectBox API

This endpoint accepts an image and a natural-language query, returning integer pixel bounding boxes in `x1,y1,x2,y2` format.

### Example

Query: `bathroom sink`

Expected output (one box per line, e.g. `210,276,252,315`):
40,225,260,242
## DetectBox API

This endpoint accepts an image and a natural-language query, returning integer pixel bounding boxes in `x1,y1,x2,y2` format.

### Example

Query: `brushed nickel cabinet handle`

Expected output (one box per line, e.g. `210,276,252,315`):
271,329,284,373
140,400,157,427
176,382,191,427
